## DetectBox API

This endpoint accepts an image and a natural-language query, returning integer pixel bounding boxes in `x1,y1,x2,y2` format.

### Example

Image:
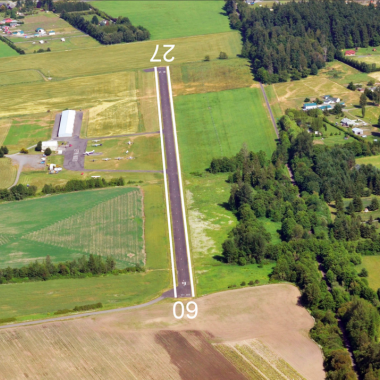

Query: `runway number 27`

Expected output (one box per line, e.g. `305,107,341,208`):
150,44,175,62
173,301,198,319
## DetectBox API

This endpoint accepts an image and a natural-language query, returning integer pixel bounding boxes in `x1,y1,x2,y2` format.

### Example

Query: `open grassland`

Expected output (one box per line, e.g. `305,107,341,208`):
175,87,277,173
171,58,256,96
185,173,278,295
93,1,231,40
0,187,145,267
0,285,324,380
357,256,380,291
0,158,17,188
3,113,54,153
0,119,11,145
0,270,169,321
0,41,18,58
0,69,43,86
84,135,162,171
356,154,380,169
0,32,241,80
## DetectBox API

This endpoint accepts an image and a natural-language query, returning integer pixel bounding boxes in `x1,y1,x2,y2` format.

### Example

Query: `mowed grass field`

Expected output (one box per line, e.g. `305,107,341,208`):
175,87,277,173
93,1,231,40
357,256,380,291
356,155,380,169
0,187,145,267
0,41,18,58
0,158,17,188
0,70,43,86
84,135,162,171
0,32,241,81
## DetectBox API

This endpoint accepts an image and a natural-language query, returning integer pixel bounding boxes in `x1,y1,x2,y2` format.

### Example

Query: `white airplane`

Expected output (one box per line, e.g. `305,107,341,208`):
93,140,100,143
92,144,101,147
102,158,111,161
125,150,129,154
115,157,123,160
83,150,95,155
127,141,132,145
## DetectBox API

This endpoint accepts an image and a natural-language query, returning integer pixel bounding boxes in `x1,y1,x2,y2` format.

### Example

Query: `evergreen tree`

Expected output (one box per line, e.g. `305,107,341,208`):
353,195,363,212
369,197,379,211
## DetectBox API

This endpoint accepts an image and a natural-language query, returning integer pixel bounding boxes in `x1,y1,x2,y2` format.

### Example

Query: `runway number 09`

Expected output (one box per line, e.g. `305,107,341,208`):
150,44,175,63
173,301,198,320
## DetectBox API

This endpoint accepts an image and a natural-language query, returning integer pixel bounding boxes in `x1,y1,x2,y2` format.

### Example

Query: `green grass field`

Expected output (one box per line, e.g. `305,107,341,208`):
0,32,241,82
0,41,18,58
175,87,277,173
84,135,162,171
356,155,380,169
0,158,17,188
0,187,145,267
93,1,231,40
356,256,380,291
0,270,170,320
0,70,43,86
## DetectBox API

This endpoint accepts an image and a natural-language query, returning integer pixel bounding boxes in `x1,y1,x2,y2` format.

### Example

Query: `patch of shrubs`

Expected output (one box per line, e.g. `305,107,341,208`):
0,145,9,157
54,302,103,315
0,317,16,324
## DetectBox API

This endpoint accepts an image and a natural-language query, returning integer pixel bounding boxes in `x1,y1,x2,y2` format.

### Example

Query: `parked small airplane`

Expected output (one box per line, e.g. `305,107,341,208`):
93,140,100,143
92,144,102,147
102,158,111,161
115,157,123,160
83,150,95,155
125,150,129,154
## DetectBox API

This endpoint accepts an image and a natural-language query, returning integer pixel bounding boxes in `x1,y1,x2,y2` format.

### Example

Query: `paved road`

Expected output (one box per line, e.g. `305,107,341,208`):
260,83,295,183
0,296,165,330
157,67,192,298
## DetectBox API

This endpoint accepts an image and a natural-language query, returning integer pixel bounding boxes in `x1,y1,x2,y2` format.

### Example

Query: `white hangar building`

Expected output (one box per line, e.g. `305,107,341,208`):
58,110,76,138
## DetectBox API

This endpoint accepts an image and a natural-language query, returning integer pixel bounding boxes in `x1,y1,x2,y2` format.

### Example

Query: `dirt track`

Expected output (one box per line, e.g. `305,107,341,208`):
0,284,324,380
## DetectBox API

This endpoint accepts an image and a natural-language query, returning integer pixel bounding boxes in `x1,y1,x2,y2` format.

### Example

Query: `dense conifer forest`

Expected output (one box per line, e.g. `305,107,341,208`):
225,0,380,82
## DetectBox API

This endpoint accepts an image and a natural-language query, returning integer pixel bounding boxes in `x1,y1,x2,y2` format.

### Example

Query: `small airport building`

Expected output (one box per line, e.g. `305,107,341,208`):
58,110,76,138
42,140,58,150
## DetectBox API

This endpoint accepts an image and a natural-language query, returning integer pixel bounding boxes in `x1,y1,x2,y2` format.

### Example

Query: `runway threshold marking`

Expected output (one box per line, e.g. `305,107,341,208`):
154,66,177,299
166,66,195,298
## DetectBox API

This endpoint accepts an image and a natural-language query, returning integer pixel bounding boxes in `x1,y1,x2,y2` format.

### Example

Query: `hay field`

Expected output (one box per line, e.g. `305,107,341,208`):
171,58,255,96
0,32,241,80
0,187,145,267
0,41,18,58
93,1,231,40
175,87,277,173
0,158,17,188
0,285,324,380
0,119,11,145
84,135,162,171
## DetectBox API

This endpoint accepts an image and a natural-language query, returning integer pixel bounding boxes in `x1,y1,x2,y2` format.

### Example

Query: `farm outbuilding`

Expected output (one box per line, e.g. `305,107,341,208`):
42,140,58,150
352,127,364,135
58,110,76,138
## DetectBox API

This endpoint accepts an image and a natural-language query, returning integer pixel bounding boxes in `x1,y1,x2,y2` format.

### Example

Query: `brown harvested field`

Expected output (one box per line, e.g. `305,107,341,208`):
0,284,324,380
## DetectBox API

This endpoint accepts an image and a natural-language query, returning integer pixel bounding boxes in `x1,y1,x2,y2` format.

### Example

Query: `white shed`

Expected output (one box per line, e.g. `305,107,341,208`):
58,110,76,138
352,127,364,135
42,140,58,150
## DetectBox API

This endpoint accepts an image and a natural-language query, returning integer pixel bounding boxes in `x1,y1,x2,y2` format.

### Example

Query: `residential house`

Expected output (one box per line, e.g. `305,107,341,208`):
345,50,356,56
303,102,318,110
11,30,23,36
341,117,359,127
48,30,55,36
323,95,340,104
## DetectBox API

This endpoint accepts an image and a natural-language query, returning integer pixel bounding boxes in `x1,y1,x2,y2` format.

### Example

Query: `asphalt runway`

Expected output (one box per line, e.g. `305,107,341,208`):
157,67,192,298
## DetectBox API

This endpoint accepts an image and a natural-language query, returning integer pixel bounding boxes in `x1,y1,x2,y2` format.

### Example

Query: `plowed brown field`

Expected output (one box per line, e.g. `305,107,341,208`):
0,284,324,380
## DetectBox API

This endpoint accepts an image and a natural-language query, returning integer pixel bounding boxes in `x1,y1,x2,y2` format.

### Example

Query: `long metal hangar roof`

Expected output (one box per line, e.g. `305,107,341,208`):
58,110,76,138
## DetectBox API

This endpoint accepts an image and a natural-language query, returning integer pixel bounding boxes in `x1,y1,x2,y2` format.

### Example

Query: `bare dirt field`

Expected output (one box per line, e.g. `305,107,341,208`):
0,284,324,380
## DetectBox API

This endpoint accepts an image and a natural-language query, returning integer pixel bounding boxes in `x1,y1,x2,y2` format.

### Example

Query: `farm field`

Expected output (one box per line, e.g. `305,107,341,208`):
0,187,145,268
84,135,162,172
185,173,279,295
0,40,18,58
0,32,241,81
171,58,255,96
3,113,54,153
0,158,17,188
0,285,324,380
0,69,43,86
356,154,380,169
175,87,277,173
93,1,232,40
357,256,380,291
0,270,170,321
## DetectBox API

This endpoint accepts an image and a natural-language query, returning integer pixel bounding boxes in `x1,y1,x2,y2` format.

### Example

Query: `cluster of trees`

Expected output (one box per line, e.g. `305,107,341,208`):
0,184,36,202
0,254,144,284
0,35,24,55
336,50,378,73
53,1,90,13
0,146,9,158
61,12,150,45
225,0,380,82
42,177,125,194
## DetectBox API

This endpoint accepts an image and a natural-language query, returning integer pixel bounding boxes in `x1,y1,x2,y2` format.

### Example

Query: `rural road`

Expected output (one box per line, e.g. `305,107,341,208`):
0,296,165,330
260,83,295,183
157,67,192,298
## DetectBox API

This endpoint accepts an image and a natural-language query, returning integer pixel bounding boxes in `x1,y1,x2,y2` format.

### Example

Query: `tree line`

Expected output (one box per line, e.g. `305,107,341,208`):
224,0,380,83
60,12,150,45
0,254,144,284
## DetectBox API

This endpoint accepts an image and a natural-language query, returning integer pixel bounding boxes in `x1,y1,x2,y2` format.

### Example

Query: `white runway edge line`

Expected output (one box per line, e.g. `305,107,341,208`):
166,66,195,298
154,66,177,299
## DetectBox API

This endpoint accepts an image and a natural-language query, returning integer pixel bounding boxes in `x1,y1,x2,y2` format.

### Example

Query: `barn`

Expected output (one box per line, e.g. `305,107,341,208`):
58,110,76,138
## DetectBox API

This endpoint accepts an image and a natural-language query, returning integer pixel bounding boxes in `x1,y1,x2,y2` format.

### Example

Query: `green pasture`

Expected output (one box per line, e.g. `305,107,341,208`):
0,41,18,58
175,87,277,173
0,32,241,81
0,187,145,267
356,155,380,170
356,256,380,291
84,135,162,171
0,70,43,86
0,269,170,320
171,58,255,96
92,1,231,40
